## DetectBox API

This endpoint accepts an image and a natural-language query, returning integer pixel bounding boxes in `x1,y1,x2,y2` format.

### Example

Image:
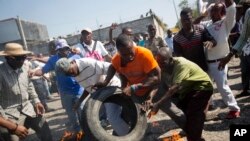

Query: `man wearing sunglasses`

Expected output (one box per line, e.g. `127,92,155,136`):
0,43,52,141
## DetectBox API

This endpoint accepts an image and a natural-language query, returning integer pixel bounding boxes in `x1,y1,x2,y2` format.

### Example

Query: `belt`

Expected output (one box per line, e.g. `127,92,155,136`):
207,58,222,63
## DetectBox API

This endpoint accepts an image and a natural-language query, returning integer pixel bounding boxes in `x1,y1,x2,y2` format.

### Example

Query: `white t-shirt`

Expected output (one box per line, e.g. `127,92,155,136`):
74,58,121,93
76,40,109,58
201,3,236,60
165,36,174,53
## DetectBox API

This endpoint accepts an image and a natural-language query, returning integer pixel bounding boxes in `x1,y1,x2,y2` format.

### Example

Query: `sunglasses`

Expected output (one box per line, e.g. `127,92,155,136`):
9,55,27,61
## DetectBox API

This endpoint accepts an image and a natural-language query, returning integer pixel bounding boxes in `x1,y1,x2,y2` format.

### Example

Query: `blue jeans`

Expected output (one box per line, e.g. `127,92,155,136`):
105,103,130,136
60,93,82,132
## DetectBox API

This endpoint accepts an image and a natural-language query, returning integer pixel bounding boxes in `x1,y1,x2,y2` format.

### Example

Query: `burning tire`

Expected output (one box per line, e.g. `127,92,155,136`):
81,86,148,141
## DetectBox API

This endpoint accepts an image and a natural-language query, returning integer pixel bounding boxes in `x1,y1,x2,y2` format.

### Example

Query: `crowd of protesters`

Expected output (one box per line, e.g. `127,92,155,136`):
1,0,250,141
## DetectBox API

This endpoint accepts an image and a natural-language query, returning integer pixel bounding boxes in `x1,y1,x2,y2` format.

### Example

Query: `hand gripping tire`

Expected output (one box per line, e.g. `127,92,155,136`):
81,86,147,141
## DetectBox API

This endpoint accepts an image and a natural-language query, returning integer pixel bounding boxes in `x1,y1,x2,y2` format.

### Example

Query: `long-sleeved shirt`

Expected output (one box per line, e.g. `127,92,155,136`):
0,61,40,120
233,8,250,53
202,3,236,60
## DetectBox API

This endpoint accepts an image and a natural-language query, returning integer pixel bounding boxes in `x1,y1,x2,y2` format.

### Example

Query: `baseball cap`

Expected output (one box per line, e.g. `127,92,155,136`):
81,28,92,34
55,39,70,51
55,58,71,73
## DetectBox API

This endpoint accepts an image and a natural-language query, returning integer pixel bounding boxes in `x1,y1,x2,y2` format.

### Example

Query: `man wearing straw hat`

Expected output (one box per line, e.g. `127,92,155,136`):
0,43,52,141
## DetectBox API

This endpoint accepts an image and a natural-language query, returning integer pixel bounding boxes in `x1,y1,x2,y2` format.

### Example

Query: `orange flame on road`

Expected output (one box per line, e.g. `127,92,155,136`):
162,131,184,141
60,131,84,141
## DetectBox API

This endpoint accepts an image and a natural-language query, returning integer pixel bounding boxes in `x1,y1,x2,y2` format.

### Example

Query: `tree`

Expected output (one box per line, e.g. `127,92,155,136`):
147,9,168,31
153,14,168,31
175,0,199,28
178,0,189,9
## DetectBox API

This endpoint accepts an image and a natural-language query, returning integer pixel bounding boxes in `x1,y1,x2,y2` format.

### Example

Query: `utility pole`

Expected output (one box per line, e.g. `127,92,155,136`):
96,19,101,41
172,0,182,28
16,16,28,50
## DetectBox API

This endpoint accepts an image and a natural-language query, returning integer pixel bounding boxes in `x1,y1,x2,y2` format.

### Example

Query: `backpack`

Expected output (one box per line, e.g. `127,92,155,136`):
82,41,104,61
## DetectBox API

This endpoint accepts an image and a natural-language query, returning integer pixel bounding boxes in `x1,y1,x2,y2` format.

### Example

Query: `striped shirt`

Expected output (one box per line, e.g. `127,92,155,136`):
74,58,121,93
173,24,215,71
0,61,40,120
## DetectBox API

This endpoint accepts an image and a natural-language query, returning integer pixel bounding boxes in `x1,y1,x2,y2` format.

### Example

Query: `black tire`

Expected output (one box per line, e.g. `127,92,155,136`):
81,86,147,141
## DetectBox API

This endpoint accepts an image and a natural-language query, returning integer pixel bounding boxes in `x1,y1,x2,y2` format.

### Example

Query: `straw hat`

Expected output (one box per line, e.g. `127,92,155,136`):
0,43,32,56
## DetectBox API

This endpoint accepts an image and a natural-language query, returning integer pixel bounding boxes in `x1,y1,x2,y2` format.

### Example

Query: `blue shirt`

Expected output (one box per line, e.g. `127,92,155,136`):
42,54,84,95
138,40,145,47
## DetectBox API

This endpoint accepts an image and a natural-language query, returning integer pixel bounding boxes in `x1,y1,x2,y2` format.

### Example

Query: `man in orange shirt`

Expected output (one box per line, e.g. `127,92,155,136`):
95,33,161,103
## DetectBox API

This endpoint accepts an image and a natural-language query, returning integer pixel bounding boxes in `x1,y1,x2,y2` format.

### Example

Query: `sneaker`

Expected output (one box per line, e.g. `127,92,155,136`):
226,111,240,119
236,91,250,98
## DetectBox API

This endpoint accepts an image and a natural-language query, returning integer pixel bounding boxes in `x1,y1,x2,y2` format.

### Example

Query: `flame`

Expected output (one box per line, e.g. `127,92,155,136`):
148,110,160,127
60,131,84,141
162,131,184,141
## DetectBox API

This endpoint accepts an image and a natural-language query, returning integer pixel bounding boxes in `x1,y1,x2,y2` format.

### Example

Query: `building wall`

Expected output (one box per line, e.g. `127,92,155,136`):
0,19,21,43
0,16,165,56
65,15,165,46
91,15,165,42
0,18,49,44
21,20,49,41
28,42,50,55
0,18,50,55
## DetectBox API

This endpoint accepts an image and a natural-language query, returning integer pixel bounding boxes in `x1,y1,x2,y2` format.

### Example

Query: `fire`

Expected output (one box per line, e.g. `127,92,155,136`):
147,110,160,127
59,131,84,141
162,131,184,141
148,110,184,141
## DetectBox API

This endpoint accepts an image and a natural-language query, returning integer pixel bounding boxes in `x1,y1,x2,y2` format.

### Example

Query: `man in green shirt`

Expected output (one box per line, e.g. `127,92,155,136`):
150,47,213,141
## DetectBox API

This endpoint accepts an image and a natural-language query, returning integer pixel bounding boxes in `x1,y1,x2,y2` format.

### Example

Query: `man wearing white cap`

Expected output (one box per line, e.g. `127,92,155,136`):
76,28,112,62
0,43,52,141
30,39,84,132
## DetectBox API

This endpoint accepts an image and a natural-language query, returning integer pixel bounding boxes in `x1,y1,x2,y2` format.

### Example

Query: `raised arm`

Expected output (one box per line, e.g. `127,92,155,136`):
109,23,118,43
224,0,236,33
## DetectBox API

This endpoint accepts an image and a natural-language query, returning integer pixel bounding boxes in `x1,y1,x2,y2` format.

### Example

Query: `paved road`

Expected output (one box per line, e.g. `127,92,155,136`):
25,58,250,141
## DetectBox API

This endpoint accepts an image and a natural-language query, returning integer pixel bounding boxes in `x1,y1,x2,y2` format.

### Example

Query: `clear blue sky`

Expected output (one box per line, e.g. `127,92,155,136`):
0,0,196,38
